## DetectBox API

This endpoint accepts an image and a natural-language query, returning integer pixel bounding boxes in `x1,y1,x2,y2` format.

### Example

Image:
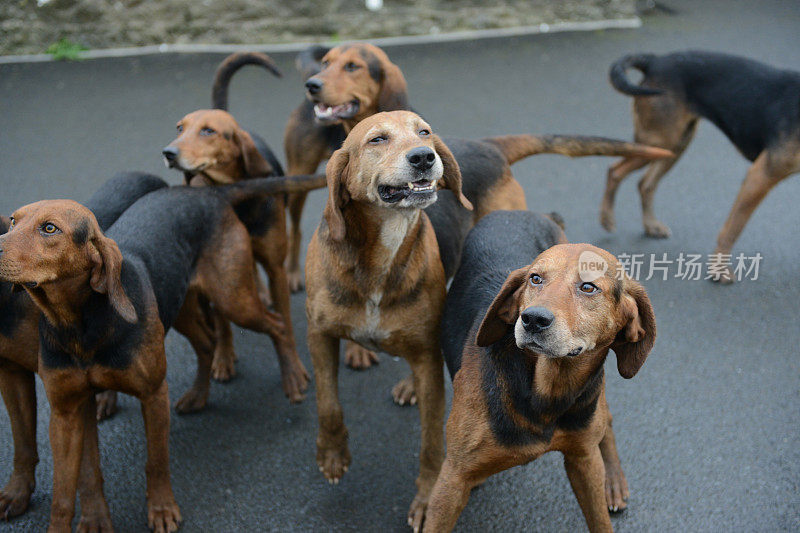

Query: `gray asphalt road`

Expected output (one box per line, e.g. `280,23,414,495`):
2,1,800,531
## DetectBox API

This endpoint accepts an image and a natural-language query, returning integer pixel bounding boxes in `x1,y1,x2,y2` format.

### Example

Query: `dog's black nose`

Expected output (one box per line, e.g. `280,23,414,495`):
521,307,554,333
305,78,323,95
406,147,436,171
162,146,178,162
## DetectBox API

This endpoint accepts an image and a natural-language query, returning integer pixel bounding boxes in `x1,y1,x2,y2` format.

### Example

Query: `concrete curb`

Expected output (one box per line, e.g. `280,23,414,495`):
0,17,641,65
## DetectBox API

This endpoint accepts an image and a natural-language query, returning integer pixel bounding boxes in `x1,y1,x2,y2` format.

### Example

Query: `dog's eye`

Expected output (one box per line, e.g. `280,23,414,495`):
321,60,329,68
530,273,543,285
368,135,387,144
8,218,15,230
579,282,599,294
200,127,216,136
176,124,183,133
40,223,61,235
344,62,360,72
418,129,430,136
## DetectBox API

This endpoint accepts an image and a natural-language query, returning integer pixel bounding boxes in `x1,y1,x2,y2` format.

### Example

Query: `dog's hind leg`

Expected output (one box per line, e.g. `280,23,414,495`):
600,156,649,232
173,290,216,414
711,148,798,283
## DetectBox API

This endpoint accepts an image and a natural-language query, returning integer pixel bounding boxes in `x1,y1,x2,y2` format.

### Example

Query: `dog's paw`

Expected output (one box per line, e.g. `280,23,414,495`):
287,269,305,293
77,511,114,532
281,359,310,403
392,374,417,406
345,343,379,370
174,388,208,414
604,462,629,513
211,351,237,382
0,475,34,519
316,445,351,484
147,499,181,533
599,209,616,233
95,390,119,421
407,492,429,533
643,219,671,239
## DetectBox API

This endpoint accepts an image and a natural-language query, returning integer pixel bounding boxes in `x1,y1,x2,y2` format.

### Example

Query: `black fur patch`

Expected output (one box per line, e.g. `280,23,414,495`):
72,219,89,245
359,48,383,83
0,284,27,339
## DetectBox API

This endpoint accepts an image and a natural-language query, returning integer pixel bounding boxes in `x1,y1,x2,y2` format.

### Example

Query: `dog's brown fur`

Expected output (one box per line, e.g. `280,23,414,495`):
425,244,656,532
0,191,304,530
280,43,671,376
164,109,309,400
304,111,472,530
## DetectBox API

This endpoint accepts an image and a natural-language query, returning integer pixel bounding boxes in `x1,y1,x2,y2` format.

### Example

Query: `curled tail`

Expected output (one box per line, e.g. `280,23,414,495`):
212,52,282,110
296,45,331,80
484,134,674,165
220,174,327,206
609,54,663,96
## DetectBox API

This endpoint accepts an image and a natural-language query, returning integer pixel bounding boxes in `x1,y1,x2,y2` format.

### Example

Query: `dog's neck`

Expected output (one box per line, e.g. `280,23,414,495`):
26,273,93,328
339,202,423,279
531,347,609,400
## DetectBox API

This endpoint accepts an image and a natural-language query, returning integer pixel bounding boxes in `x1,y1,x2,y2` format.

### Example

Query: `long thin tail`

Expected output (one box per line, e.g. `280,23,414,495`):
219,174,327,206
212,52,282,110
483,134,674,165
296,45,331,80
609,54,663,97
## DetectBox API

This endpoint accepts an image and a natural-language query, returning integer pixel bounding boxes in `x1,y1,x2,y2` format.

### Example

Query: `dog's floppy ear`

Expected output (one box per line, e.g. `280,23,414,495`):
323,148,351,242
433,135,473,210
476,267,528,347
611,279,656,378
88,221,137,323
377,61,410,111
234,129,273,178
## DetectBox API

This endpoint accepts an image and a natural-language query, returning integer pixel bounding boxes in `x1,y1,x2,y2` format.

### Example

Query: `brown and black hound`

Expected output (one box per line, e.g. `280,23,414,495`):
0,174,324,531
213,45,672,301
163,99,311,401
602,51,800,282
0,172,167,525
425,212,656,532
304,110,473,530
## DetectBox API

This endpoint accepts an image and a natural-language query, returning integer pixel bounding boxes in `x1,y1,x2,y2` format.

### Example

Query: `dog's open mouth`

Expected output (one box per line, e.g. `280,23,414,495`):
314,101,359,122
378,179,437,203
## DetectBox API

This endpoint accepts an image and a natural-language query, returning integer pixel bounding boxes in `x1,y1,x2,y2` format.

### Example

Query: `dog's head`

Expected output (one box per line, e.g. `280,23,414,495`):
304,43,408,127
476,243,656,378
162,109,273,184
323,111,472,241
0,200,136,323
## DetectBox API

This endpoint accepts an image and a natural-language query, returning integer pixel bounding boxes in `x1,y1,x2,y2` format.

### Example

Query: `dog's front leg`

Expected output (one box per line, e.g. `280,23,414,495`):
423,457,472,533
309,330,351,482
77,395,113,532
406,348,445,532
140,380,181,532
0,364,38,519
46,393,89,532
564,447,613,533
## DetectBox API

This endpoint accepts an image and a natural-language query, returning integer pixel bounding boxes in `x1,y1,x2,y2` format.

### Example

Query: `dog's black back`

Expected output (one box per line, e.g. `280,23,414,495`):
612,51,800,161
106,187,227,330
441,210,565,379
230,131,285,238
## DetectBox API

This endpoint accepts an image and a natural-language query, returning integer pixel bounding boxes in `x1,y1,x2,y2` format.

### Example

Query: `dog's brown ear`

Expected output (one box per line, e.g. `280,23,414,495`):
476,267,528,347
88,224,137,324
323,148,351,242
433,135,473,210
377,62,410,111
611,279,656,378
234,129,273,178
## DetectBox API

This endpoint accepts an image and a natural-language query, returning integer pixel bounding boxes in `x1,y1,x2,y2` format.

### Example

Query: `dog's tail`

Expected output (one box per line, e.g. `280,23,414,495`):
219,174,327,206
546,211,566,232
212,52,282,110
483,134,674,165
609,54,663,97
295,45,331,80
